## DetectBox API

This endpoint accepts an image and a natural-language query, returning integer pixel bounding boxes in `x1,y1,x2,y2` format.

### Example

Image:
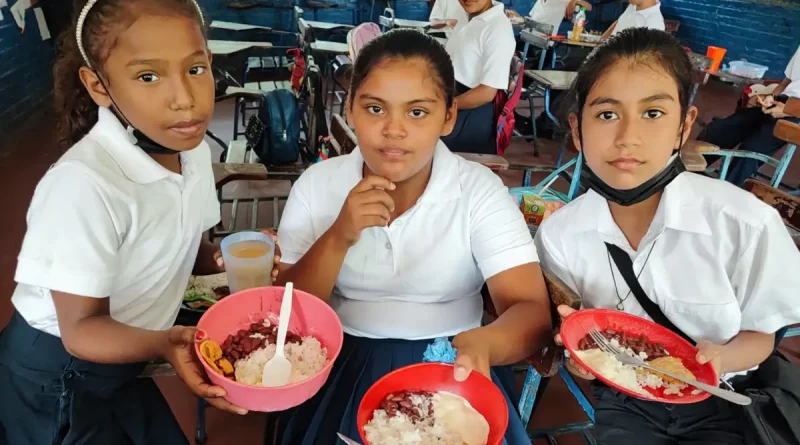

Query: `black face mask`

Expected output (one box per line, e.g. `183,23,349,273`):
125,125,182,156
580,151,686,206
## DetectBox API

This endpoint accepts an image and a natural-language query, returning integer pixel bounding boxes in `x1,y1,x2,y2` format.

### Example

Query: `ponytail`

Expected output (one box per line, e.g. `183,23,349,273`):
53,20,97,150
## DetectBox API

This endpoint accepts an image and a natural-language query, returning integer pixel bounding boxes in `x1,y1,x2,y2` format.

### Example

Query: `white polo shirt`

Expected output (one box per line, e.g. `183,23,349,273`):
445,2,516,90
12,107,221,337
535,173,800,348
278,141,539,340
429,0,469,38
529,0,570,35
783,45,800,99
613,2,665,36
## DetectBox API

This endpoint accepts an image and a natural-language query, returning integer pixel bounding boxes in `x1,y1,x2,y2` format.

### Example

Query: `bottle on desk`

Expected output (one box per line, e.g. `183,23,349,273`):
571,7,586,42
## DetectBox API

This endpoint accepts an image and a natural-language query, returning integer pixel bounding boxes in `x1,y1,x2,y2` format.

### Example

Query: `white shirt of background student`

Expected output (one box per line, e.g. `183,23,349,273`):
529,0,592,35
12,107,221,337
537,173,800,373
446,0,515,108
429,0,469,38
279,142,538,339
758,45,800,119
602,0,665,39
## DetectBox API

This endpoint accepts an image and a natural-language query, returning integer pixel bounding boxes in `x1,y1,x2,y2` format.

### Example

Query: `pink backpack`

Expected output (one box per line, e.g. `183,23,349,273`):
493,55,524,155
347,23,382,61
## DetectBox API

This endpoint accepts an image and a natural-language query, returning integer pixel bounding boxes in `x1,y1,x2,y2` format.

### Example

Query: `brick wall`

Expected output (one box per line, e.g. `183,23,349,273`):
661,0,800,79
0,5,55,147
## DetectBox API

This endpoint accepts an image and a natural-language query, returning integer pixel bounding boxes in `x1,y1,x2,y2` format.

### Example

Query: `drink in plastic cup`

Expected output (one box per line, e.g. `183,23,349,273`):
221,231,275,293
706,46,727,72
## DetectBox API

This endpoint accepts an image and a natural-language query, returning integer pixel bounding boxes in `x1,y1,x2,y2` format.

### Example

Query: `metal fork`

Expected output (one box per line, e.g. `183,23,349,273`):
337,433,363,445
588,328,752,406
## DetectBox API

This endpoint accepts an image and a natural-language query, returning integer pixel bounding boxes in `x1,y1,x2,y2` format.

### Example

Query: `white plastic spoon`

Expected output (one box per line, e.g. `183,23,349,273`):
261,283,294,387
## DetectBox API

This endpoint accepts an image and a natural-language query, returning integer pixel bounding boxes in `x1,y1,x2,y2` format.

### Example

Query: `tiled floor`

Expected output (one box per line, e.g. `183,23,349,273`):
1,78,799,445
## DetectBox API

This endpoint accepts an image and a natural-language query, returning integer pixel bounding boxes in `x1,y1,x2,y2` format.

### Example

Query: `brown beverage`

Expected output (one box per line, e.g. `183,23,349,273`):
225,240,273,291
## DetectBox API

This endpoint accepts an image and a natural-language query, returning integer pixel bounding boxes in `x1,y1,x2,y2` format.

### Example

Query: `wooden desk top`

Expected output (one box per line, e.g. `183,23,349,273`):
208,40,273,56
305,20,354,30
213,163,269,188
456,153,509,170
524,70,577,91
210,21,271,32
310,40,349,54
393,18,430,28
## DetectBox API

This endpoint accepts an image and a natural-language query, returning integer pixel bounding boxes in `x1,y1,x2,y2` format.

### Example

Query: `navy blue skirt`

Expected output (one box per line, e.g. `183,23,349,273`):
0,312,187,445
276,334,530,444
440,82,497,155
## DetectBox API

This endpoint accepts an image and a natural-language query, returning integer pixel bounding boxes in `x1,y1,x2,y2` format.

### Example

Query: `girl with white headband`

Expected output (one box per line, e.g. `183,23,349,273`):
0,1,276,443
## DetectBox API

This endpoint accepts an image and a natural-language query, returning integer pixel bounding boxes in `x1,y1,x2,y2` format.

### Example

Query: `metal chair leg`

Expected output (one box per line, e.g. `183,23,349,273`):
195,398,208,444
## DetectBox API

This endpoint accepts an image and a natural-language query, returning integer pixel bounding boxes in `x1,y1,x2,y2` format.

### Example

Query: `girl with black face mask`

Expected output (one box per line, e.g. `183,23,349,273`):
535,28,800,444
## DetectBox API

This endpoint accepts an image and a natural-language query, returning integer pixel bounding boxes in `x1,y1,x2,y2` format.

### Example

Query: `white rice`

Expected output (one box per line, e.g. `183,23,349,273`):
364,410,466,445
233,336,328,386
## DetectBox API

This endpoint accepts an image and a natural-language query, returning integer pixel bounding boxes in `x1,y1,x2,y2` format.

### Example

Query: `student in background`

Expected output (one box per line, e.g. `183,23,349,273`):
537,29,800,444
601,0,664,39
441,0,516,154
429,0,469,38
275,30,550,445
529,0,592,35
699,44,800,187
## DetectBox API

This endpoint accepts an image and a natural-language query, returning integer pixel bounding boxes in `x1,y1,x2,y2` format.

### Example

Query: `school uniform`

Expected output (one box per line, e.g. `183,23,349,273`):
699,45,800,186
0,107,220,445
275,141,538,444
534,172,800,444
442,2,515,155
428,0,468,38
529,0,570,35
613,2,665,35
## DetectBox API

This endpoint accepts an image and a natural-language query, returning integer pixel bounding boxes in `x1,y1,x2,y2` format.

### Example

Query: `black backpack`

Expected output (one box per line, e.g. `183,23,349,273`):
245,89,301,166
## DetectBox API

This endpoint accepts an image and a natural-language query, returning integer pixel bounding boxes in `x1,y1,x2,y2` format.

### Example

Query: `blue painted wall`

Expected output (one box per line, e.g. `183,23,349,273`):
0,5,54,146
661,0,800,80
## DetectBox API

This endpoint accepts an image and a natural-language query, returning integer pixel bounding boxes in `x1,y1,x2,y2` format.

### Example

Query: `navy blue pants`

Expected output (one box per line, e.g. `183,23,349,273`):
0,312,187,445
273,334,531,445
591,383,744,445
699,97,800,187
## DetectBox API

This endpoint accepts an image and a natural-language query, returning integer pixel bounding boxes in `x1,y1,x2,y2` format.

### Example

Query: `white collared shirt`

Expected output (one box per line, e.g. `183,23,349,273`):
535,173,800,348
278,141,538,339
429,0,469,38
445,2,516,90
613,2,665,36
529,0,570,35
12,107,221,337
783,45,800,99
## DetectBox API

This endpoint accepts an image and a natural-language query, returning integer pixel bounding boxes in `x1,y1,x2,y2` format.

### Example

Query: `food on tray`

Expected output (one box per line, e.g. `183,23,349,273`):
364,390,490,445
199,318,329,387
575,329,701,397
184,274,231,309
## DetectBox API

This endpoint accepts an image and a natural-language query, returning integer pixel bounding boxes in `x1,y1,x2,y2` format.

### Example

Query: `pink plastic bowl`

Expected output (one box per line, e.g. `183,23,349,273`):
194,286,344,412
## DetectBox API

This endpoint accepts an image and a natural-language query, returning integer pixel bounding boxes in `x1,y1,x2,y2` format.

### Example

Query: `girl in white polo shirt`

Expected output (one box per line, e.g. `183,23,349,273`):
275,29,551,445
440,0,516,154
601,0,665,40
428,0,468,38
535,29,800,444
530,0,592,35
0,1,276,443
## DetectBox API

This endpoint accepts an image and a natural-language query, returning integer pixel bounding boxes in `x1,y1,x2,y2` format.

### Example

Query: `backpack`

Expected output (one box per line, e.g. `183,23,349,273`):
493,55,524,155
246,89,301,166
347,23,381,60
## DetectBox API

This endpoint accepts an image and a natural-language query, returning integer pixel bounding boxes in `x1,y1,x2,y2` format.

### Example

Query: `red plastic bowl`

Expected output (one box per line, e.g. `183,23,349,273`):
194,286,343,412
357,363,508,445
560,309,717,404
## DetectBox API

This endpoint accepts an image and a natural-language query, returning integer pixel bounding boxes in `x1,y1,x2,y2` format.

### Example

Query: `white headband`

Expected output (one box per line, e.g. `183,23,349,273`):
76,0,205,68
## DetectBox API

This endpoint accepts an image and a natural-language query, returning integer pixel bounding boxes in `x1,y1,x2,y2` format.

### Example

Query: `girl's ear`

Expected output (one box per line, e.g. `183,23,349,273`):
569,112,582,152
78,67,113,108
679,105,699,147
441,99,458,137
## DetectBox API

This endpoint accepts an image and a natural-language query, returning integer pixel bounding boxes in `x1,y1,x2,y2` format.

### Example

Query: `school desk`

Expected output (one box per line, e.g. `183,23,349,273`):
207,40,274,56
209,20,272,32
525,70,577,166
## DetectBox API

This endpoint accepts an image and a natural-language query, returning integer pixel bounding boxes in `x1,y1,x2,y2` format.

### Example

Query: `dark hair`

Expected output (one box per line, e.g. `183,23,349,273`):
53,0,206,149
561,28,693,124
348,29,456,110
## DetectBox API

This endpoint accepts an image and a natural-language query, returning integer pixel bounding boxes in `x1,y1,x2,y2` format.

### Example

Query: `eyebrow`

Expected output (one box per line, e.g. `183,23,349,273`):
357,94,438,105
589,93,675,106
126,50,207,68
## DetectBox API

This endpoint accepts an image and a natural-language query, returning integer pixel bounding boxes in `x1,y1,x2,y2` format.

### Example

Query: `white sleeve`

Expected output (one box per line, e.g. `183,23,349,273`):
277,178,317,265
470,170,539,279
785,47,799,80
733,209,800,333
478,25,515,90
646,12,666,31
14,164,123,298
199,142,221,231
534,221,581,298
429,0,445,21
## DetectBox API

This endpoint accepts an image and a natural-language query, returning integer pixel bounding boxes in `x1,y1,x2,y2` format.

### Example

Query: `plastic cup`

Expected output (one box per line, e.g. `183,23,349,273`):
706,46,727,72
220,231,275,293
